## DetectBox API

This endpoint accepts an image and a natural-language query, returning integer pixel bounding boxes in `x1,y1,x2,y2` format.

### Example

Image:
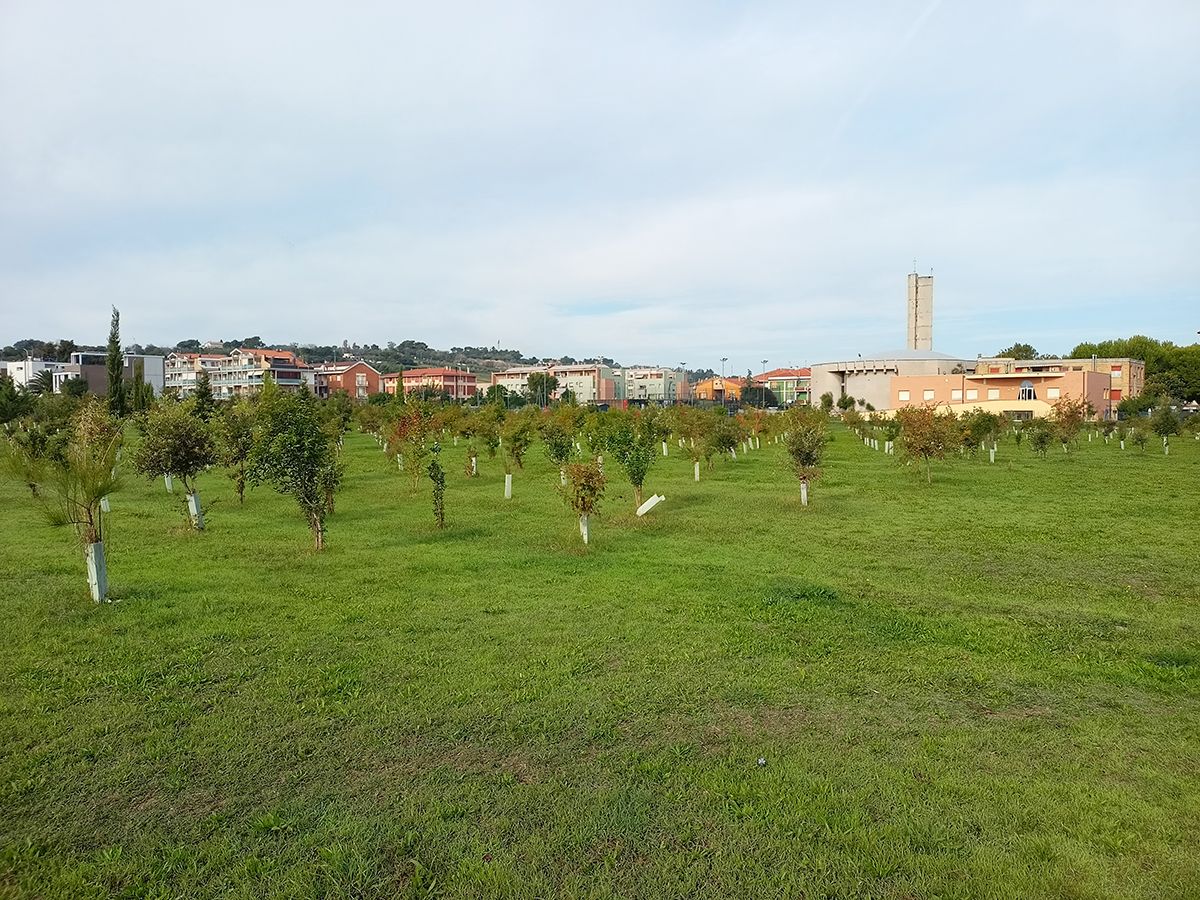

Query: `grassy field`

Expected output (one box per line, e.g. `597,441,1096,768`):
1,424,1198,898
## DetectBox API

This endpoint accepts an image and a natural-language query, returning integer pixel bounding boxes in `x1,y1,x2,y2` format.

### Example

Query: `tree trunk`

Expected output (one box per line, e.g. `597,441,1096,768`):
312,517,325,551
635,485,643,508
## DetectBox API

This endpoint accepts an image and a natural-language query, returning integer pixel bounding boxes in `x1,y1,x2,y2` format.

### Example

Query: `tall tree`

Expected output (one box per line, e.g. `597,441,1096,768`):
192,368,215,421
996,342,1038,359
105,306,127,417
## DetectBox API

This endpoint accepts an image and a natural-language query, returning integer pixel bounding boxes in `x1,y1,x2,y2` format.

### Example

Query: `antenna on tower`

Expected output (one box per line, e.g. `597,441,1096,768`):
912,258,917,273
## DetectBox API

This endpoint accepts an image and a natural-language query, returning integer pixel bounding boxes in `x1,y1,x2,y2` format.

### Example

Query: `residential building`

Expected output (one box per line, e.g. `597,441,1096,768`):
164,348,307,398
5,358,70,390
692,376,742,403
974,357,1144,416
382,367,479,401
889,370,1110,419
53,352,166,396
490,363,619,405
313,361,383,400
615,367,690,404
754,367,811,406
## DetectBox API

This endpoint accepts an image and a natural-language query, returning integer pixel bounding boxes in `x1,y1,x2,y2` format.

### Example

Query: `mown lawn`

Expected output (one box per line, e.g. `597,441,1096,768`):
1,424,1198,899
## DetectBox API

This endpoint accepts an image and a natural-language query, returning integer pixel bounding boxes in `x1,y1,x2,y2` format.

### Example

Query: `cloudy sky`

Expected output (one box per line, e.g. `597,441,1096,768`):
2,1,1197,371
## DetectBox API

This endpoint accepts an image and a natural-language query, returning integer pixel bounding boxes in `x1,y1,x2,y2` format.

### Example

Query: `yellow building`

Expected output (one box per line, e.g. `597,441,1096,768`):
692,377,742,403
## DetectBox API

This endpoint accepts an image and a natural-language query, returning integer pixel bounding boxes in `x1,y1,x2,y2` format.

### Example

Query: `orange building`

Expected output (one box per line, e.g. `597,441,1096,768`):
692,376,743,403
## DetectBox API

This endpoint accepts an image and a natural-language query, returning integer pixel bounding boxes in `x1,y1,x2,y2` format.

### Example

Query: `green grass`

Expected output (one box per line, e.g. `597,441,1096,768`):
2,426,1198,898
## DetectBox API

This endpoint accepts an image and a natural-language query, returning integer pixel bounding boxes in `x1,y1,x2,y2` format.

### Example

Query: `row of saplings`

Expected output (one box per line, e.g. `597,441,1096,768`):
840,396,1195,482
1,389,830,603
357,401,830,544
1,380,350,602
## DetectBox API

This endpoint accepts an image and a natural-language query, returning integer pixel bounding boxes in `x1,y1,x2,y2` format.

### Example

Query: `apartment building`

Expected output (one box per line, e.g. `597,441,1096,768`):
50,352,166,396
615,367,690,404
754,367,811,406
313,361,383,400
165,348,307,398
382,368,480,401
490,363,619,405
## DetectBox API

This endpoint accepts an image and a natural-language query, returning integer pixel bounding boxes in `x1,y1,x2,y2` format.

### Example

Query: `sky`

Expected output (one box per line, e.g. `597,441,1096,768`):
2,0,1198,373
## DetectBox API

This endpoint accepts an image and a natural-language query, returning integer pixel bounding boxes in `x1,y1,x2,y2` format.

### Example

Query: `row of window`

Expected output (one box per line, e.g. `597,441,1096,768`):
898,384,1063,403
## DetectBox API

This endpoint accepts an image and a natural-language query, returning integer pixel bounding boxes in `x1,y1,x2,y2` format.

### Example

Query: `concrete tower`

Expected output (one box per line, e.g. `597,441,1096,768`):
906,272,933,351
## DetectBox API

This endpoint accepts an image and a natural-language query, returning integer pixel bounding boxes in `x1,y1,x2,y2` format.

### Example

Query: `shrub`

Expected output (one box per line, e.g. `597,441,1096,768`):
132,401,218,527
896,406,957,482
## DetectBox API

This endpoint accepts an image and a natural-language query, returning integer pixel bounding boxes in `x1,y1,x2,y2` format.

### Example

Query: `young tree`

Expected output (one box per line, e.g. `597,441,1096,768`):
896,406,957,482
249,390,341,550
132,400,218,529
28,369,55,395
1051,396,1090,451
540,410,577,483
192,368,216,422
214,400,256,504
819,392,835,413
783,408,826,505
1027,418,1054,457
105,306,127,418
0,373,35,424
605,409,660,509
428,441,446,528
836,394,856,412
3,399,122,601
1151,405,1180,441
501,407,538,471
562,460,605,545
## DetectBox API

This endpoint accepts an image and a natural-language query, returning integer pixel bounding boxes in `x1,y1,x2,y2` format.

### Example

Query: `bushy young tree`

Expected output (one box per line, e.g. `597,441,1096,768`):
896,405,957,482
819,392,835,413
1027,418,1054,457
836,394,856,412
132,400,218,528
525,372,559,407
605,409,660,509
389,403,434,490
0,373,35,424
562,460,605,545
214,400,256,504
3,399,122,600
1151,405,1180,440
540,409,577,480
249,390,341,550
501,407,538,471
1051,396,1090,450
782,407,826,505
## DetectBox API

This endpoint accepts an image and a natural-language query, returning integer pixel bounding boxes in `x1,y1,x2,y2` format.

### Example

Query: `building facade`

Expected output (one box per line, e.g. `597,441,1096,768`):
313,361,383,400
889,370,1110,419
809,350,973,411
692,376,742,403
382,368,479,401
165,349,307,398
614,367,690,404
974,357,1144,414
490,364,619,405
754,367,811,406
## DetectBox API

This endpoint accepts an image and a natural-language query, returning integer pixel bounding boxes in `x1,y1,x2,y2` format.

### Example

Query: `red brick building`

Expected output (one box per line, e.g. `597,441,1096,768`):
313,361,383,400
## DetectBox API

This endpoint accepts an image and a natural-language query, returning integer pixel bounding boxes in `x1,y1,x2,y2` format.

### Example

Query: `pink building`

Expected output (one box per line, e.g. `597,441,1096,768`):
889,370,1112,418
383,368,479,401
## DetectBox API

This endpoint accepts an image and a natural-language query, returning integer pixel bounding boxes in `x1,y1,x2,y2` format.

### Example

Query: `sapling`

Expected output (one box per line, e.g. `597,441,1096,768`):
133,400,217,529
4,400,122,601
561,461,605,546
782,408,826,505
428,441,445,528
214,400,256,504
605,410,660,510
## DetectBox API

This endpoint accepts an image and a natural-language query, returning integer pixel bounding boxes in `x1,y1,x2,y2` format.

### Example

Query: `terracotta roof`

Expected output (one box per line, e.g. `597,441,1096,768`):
402,367,473,377
756,367,811,381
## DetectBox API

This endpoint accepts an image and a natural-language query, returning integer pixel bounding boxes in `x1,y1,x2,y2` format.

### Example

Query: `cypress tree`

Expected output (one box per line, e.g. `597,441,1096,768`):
105,306,127,417
193,368,215,421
